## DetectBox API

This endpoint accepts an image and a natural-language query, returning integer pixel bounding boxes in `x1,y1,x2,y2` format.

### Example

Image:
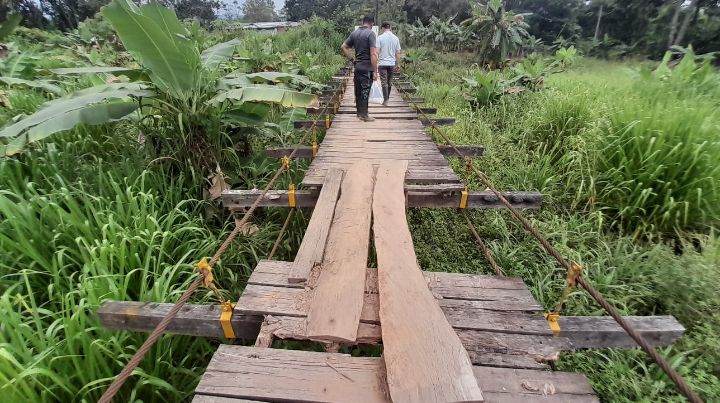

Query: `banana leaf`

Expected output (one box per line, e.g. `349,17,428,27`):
50,66,137,75
202,39,241,70
211,86,316,108
3,101,139,156
222,102,271,127
103,0,199,98
0,77,64,95
0,83,151,139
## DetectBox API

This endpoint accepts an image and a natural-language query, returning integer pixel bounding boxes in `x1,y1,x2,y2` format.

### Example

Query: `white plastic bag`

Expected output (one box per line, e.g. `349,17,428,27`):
369,81,383,104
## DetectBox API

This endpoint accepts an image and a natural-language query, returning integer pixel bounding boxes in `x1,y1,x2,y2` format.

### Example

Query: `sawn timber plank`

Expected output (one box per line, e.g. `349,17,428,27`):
372,160,484,402
304,161,375,342
287,169,343,283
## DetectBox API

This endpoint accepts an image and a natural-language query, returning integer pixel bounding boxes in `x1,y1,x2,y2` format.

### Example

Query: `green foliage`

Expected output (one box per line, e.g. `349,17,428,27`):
0,14,21,41
0,0,318,171
462,0,531,66
408,51,720,401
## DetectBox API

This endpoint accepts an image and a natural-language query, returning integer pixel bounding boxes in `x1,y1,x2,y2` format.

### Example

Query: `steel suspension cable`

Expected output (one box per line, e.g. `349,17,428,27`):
396,83,703,403
99,67,352,403
460,210,505,276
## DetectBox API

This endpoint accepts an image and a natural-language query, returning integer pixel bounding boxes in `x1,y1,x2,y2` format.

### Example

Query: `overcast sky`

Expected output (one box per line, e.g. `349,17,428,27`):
220,0,286,16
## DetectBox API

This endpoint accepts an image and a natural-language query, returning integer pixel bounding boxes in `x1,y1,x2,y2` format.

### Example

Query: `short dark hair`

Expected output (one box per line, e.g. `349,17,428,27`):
362,15,374,25
381,22,391,29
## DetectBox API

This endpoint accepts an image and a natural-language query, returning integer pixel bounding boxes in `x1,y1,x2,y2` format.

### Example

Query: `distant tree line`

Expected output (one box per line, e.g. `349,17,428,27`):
2,0,719,55
1,0,278,30
282,0,720,56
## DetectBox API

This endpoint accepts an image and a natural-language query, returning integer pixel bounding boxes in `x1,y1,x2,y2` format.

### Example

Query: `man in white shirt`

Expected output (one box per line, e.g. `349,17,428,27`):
376,22,401,106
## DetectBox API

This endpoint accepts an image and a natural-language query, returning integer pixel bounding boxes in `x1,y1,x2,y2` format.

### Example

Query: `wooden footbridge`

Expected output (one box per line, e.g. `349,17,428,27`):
98,65,687,402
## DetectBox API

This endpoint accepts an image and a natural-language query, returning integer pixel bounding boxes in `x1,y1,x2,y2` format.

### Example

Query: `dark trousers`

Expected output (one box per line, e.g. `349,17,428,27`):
354,69,372,116
379,66,394,102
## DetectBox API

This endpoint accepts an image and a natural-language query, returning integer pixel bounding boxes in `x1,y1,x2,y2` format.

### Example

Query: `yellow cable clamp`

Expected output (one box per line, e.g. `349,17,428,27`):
459,188,468,209
220,301,236,339
288,184,296,208
325,114,331,129
333,103,338,114
195,258,214,288
281,156,290,171
312,142,318,158
544,312,561,336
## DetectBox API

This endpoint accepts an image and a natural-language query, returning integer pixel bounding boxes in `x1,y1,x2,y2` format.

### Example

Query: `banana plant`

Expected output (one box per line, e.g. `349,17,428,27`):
0,0,317,169
462,0,531,67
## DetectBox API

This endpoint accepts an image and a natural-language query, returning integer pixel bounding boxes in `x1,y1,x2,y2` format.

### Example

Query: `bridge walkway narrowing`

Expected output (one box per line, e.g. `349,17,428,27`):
302,84,462,190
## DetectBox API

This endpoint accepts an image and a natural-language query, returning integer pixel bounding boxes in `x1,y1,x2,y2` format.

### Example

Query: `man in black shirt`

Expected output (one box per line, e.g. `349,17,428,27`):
341,16,379,122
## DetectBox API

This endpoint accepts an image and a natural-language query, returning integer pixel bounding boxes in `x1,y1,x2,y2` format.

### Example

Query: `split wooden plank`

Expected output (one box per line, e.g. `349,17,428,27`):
287,169,343,283
373,160,484,402
194,345,388,403
305,161,375,342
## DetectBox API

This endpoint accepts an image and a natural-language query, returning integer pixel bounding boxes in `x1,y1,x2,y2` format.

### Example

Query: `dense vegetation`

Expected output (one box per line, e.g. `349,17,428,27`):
1,0,719,402
407,49,720,401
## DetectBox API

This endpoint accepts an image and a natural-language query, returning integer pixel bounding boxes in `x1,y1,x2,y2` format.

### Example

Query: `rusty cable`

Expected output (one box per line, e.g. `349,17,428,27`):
460,210,505,276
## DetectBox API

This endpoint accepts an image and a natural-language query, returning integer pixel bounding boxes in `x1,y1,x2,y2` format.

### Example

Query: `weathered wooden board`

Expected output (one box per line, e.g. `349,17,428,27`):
194,346,598,403
558,315,685,349
195,345,388,403
288,169,343,283
474,366,599,403
305,161,375,342
373,160,484,402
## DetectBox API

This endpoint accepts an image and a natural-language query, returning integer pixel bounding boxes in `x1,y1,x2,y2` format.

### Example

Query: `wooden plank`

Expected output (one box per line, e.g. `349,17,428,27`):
558,315,685,349
220,189,542,210
373,160,484,402
192,396,264,403
305,161,375,342
288,169,343,283
194,345,388,403
195,346,597,403
473,366,598,402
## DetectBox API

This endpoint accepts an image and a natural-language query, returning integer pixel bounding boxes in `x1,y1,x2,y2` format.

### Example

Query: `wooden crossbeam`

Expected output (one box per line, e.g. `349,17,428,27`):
264,145,484,159
220,189,541,209
97,301,685,351
420,117,455,126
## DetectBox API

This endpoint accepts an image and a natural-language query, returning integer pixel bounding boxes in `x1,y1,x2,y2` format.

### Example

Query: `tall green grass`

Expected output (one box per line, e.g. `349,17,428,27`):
407,51,720,401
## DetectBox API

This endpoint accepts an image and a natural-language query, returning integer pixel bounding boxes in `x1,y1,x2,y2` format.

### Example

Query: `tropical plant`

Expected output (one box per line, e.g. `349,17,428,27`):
461,68,508,108
462,0,531,67
0,0,317,172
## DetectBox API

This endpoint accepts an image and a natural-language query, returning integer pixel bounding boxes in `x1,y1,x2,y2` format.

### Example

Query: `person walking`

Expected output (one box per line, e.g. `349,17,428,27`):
376,22,402,106
341,16,379,122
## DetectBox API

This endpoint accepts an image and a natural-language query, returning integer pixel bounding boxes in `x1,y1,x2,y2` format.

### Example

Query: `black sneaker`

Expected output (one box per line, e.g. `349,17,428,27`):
358,115,375,122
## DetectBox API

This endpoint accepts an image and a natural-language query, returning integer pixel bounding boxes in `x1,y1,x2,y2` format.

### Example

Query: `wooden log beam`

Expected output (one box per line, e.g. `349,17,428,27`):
97,302,685,350
420,117,455,126
220,189,541,209
558,315,685,349
264,144,484,159
97,300,262,340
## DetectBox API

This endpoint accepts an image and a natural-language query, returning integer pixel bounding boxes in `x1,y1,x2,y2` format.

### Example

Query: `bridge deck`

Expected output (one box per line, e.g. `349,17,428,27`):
302,81,462,189
192,79,599,402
